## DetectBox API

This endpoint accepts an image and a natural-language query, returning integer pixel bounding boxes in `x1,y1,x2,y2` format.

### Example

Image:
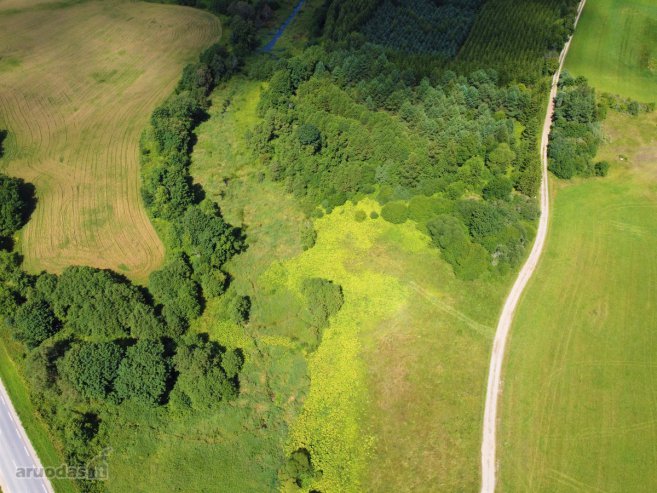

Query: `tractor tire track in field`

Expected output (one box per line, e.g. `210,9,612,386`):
0,0,221,282
479,1,588,491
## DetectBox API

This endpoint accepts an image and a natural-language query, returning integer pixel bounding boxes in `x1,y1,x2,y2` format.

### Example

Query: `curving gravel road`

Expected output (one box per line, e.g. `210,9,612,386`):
479,1,588,491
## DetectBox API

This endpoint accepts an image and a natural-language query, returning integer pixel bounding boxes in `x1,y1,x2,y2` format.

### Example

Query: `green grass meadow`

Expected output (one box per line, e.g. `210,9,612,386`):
500,111,657,492
566,0,657,102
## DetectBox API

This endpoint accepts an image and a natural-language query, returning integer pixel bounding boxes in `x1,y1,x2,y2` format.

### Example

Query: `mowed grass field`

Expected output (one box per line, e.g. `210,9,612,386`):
499,111,657,491
566,0,657,102
0,0,221,282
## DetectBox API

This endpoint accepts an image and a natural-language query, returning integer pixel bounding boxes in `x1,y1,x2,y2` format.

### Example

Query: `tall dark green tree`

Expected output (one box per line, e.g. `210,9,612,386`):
13,297,59,349
59,342,124,400
172,335,238,410
0,173,28,237
114,339,170,405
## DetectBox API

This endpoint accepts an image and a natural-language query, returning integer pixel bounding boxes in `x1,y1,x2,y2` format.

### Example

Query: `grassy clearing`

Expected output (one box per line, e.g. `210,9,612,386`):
190,77,308,292
500,111,657,491
276,199,513,492
566,0,657,102
0,0,221,283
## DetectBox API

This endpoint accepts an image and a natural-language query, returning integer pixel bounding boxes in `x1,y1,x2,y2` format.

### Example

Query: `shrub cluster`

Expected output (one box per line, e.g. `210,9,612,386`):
302,277,344,348
0,173,29,239
598,92,656,116
548,73,603,179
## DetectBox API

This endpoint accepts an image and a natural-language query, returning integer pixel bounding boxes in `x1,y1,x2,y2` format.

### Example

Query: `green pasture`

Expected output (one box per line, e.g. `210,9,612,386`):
567,0,657,102
500,111,657,491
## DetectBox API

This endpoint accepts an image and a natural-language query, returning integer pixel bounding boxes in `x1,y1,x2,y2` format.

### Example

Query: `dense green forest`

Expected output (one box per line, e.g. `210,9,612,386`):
253,55,544,277
455,0,579,82
247,25,572,278
361,0,482,56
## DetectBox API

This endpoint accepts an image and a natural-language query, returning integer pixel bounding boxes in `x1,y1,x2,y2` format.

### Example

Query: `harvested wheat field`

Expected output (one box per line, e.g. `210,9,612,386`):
0,0,221,282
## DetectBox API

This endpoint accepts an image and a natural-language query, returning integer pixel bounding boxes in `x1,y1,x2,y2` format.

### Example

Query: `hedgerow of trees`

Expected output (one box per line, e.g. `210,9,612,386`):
141,39,246,315
597,92,656,117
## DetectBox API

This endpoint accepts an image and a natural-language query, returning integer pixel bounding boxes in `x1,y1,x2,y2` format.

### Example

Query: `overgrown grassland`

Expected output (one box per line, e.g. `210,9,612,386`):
281,199,512,492
187,73,517,490
0,0,220,282
500,111,657,491
566,0,657,102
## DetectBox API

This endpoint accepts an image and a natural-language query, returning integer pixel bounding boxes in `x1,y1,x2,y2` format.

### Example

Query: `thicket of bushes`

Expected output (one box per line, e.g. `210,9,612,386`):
598,92,656,116
141,39,247,316
0,173,29,239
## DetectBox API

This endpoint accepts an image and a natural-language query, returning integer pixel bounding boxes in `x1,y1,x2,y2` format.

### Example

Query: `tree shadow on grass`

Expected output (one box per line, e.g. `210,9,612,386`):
0,129,6,158
19,180,37,229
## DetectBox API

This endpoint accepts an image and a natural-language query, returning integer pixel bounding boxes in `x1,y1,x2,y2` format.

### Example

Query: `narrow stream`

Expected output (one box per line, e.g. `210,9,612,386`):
262,0,306,53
